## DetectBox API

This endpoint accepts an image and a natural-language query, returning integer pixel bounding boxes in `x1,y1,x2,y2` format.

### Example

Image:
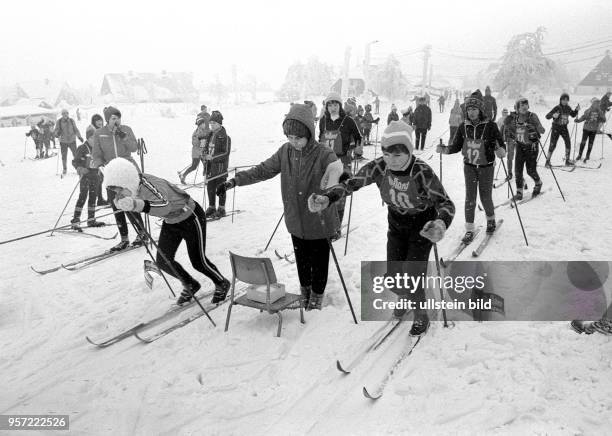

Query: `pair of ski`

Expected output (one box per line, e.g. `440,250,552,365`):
29,153,57,161
273,225,360,264
479,187,549,212
31,244,142,275
570,319,612,335
440,219,504,267
335,319,423,400
54,228,118,241
539,164,576,173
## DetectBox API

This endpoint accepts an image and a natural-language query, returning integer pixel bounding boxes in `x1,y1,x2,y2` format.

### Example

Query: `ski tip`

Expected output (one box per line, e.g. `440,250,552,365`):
471,250,478,258
336,360,351,374
133,331,152,344
362,387,381,400
85,336,101,346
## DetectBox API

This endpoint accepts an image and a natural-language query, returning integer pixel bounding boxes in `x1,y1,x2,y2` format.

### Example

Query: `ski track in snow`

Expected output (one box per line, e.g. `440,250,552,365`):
1,100,612,435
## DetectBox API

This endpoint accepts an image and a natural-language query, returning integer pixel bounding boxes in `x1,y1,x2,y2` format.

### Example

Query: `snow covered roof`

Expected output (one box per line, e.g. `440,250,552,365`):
577,51,612,88
0,104,58,118
100,72,198,103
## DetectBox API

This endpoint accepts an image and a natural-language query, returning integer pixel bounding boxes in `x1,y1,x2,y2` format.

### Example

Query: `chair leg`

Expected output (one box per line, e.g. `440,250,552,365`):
224,302,234,332
276,311,283,337
300,306,305,324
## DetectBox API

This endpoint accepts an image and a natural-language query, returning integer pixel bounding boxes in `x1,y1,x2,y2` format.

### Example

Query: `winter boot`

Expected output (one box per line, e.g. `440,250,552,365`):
110,239,130,252
565,158,574,166
87,220,106,227
300,285,312,308
215,206,226,218
532,181,543,197
62,169,67,176
97,198,109,207
409,314,430,336
544,159,551,168
131,234,149,247
205,206,217,218
70,218,82,232
177,281,201,306
461,230,476,245
583,157,589,163
576,153,582,161
211,279,231,304
505,171,513,181
486,220,496,235
513,190,523,201
306,292,323,311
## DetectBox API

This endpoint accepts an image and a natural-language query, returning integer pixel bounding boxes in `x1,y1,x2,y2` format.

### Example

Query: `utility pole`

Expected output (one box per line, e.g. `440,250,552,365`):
363,40,379,99
422,44,432,95
429,64,433,87
341,46,351,101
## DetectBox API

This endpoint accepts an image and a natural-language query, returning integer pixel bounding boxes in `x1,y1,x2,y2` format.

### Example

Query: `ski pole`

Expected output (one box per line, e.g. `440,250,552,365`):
374,123,379,158
537,141,566,202
138,138,152,249
23,136,27,160
498,157,529,246
263,213,284,252
202,159,208,211
49,178,81,236
343,193,354,256
536,130,551,165
231,168,237,224
432,244,448,328
55,147,60,175
128,220,216,327
438,139,443,183
571,122,577,161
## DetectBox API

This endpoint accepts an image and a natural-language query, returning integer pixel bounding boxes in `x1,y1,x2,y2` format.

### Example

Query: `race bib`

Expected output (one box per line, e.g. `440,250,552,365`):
560,114,569,125
516,126,527,144
463,139,487,165
323,130,343,155
381,175,415,211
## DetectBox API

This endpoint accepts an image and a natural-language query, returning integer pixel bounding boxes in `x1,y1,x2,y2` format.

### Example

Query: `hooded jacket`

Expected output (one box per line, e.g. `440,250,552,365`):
91,124,138,168
446,113,506,166
236,104,340,239
413,104,432,130
202,126,231,178
138,174,196,224
318,105,362,156
575,106,606,132
545,94,579,127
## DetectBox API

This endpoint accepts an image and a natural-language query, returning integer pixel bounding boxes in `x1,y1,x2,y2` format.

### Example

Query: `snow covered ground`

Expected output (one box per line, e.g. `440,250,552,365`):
1,99,611,435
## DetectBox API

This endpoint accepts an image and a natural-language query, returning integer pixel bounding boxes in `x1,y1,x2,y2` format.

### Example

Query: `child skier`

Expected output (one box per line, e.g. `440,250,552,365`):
202,111,231,218
70,139,106,230
103,157,231,305
575,98,606,163
309,121,455,335
504,97,545,201
216,104,343,311
437,91,506,240
545,93,580,166
179,113,209,184
362,104,380,145
25,124,44,158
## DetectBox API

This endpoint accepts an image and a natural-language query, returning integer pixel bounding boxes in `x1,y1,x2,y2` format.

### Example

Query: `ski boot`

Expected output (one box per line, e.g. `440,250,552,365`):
486,220,496,235
205,206,217,218
178,171,186,185
564,158,575,166
300,285,312,308
62,169,67,176
532,181,543,197
583,156,589,164
306,293,323,311
570,320,596,334
513,190,523,201
461,230,476,245
592,318,612,335
211,279,231,304
410,314,430,336
87,220,106,227
70,218,83,232
131,234,148,247
97,199,109,207
110,240,130,252
544,159,552,168
505,171,513,181
215,206,226,218
177,281,201,306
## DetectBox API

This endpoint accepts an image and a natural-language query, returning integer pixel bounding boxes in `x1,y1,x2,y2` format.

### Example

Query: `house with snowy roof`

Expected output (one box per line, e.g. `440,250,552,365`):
100,71,198,103
0,79,80,108
576,51,612,95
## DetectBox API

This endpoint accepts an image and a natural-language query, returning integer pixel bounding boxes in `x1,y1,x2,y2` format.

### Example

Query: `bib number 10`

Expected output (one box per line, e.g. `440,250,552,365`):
389,189,413,209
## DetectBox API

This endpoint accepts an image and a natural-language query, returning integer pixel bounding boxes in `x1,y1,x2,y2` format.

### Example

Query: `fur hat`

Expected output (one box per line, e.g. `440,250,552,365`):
103,158,141,196
103,106,121,122
381,121,414,154
465,90,484,112
210,110,223,124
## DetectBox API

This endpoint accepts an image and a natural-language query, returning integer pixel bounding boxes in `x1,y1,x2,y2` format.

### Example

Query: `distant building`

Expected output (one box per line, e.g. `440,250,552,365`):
0,79,79,108
576,51,612,95
0,105,58,128
100,71,198,103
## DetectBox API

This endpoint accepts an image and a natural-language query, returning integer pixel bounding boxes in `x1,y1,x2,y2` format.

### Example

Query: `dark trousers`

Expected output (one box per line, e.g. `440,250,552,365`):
206,176,227,208
291,235,330,295
96,172,106,203
548,125,571,159
60,141,77,171
464,164,495,222
157,202,225,287
183,158,200,180
73,171,99,222
386,208,435,314
578,130,597,158
363,128,371,144
415,128,428,150
515,143,541,192
107,188,145,238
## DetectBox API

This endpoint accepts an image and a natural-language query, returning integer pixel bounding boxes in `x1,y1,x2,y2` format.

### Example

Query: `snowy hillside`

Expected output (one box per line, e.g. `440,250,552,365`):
1,100,611,435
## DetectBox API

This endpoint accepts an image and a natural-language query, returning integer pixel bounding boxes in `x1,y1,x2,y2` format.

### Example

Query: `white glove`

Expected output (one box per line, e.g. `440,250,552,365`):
495,147,507,159
420,219,446,243
552,113,559,119
116,196,136,211
308,193,330,213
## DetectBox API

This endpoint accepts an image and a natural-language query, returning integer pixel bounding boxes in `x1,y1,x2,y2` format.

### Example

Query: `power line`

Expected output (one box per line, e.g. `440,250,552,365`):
544,38,612,56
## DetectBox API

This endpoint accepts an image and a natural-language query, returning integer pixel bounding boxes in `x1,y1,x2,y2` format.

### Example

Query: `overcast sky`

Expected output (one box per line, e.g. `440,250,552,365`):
1,0,610,90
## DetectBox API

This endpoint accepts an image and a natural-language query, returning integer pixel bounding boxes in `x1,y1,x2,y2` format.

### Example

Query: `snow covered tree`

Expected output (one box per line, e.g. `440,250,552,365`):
494,27,555,97
370,55,410,101
278,57,334,101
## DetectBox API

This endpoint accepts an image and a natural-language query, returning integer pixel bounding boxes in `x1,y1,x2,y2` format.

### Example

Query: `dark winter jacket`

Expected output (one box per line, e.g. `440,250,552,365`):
203,126,231,178
91,124,138,168
444,118,506,166
72,141,95,170
318,109,362,156
387,111,399,125
503,111,545,146
138,174,196,224
363,112,379,129
413,105,432,130
545,100,579,127
575,107,606,132
325,156,455,228
54,117,83,143
238,104,340,240
483,95,497,121
37,119,54,141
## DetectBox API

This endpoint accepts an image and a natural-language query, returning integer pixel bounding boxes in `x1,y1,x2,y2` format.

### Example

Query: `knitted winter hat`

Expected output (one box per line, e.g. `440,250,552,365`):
401,107,412,116
514,97,529,111
210,110,223,124
465,90,484,111
381,121,414,154
103,158,141,196
103,106,121,122
325,91,342,106
282,118,311,139
283,104,315,141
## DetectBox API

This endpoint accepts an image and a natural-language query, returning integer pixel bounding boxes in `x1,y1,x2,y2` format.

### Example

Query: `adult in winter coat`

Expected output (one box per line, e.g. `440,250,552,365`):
202,111,231,218
413,97,432,151
575,98,607,163
216,104,343,311
448,99,463,145
437,90,506,239
85,114,107,206
504,97,545,201
545,93,580,166
483,86,497,121
374,96,380,114
438,94,446,113
400,107,414,127
70,139,106,230
91,106,147,251
103,157,231,306
318,91,362,238
387,105,399,125
362,104,380,145
179,113,208,184
54,108,84,175
310,121,455,336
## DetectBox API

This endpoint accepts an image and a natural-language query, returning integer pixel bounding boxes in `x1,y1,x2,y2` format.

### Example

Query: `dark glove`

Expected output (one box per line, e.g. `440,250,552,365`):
216,179,235,196
339,172,351,184
115,127,127,139
77,167,89,176
374,117,380,124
